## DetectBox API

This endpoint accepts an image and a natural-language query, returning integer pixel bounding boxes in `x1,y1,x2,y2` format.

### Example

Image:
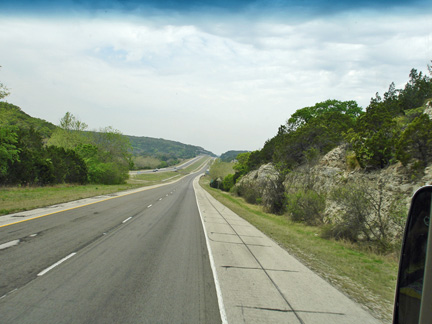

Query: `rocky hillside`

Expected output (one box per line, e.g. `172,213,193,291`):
229,64,432,250
236,140,432,248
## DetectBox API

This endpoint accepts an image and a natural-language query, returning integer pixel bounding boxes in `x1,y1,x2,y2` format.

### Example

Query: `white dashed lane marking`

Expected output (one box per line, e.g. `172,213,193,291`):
38,253,77,276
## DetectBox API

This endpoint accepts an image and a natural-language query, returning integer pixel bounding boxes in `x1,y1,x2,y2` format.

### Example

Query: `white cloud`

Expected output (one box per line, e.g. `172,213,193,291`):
0,11,431,155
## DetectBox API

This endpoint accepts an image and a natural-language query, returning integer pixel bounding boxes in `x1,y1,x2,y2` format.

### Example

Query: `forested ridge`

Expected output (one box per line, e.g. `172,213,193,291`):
128,135,215,167
219,150,249,162
0,102,57,138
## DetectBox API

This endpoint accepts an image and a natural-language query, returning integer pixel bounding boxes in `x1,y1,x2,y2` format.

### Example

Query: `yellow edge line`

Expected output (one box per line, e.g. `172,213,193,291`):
0,177,183,228
0,190,139,228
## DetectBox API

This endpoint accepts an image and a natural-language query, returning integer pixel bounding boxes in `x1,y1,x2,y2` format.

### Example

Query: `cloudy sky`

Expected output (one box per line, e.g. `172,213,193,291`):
0,0,431,155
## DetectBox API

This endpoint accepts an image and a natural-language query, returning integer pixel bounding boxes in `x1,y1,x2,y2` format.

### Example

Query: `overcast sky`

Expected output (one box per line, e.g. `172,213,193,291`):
1,0,431,155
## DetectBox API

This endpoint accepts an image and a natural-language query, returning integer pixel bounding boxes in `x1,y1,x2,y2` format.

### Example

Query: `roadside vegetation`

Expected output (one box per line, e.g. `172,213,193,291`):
219,150,249,162
209,62,432,254
207,159,235,190
1,108,133,186
200,176,397,322
0,156,209,216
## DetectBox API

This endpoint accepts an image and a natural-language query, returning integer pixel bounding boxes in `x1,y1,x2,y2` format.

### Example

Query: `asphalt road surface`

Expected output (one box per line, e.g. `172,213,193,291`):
129,155,207,175
0,172,221,324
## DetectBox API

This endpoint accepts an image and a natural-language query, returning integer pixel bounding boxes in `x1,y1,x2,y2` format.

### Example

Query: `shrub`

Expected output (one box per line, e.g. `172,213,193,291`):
132,156,161,169
210,178,222,189
222,174,235,192
286,189,326,225
346,151,360,170
262,175,286,214
45,146,88,184
396,113,432,167
87,161,128,185
329,180,406,252
237,181,261,204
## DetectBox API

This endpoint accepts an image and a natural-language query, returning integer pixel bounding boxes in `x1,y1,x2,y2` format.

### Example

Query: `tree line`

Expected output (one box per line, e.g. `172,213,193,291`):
221,62,432,188
1,108,132,186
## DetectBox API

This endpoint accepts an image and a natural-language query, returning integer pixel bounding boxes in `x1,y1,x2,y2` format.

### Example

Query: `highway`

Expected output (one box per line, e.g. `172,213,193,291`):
0,163,383,324
129,155,206,175
0,171,221,323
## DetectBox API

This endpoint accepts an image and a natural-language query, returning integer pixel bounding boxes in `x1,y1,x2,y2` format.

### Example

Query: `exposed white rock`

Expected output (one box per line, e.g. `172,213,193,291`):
237,144,432,238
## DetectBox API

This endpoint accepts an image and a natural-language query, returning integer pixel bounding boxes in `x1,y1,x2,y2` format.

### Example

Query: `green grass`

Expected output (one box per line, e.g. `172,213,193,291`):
131,171,181,184
0,183,144,215
199,176,397,323
180,156,211,173
209,159,235,180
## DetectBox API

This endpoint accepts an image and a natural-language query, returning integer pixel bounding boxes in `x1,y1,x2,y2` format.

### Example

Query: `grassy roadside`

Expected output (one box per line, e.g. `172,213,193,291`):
208,159,235,180
131,156,210,185
130,171,181,184
199,175,397,323
0,183,145,216
0,157,211,216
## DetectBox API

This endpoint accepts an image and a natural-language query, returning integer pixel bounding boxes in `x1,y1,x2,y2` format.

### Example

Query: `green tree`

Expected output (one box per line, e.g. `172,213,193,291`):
222,174,235,192
346,101,398,169
91,126,133,169
48,112,90,149
396,113,432,167
45,146,88,184
0,102,57,138
272,100,362,172
0,126,19,177
4,127,55,185
48,113,132,184
233,152,251,176
287,99,363,131
398,67,432,111
382,82,402,115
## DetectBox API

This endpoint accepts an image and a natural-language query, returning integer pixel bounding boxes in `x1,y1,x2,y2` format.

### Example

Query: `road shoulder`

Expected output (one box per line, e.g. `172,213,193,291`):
193,175,382,324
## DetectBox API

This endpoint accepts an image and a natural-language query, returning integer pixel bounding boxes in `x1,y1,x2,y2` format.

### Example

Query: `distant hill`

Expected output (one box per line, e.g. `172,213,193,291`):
0,101,57,138
220,150,249,162
128,135,216,159
0,101,215,159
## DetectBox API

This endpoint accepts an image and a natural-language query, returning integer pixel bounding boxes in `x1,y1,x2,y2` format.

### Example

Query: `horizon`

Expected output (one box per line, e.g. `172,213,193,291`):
1,0,431,155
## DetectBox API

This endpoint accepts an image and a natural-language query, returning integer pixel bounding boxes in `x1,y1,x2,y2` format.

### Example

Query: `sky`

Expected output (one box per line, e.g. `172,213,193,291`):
0,0,431,155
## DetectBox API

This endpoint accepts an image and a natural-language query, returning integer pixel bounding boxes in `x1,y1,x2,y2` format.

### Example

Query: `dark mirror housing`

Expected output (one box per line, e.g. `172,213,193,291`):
394,186,432,324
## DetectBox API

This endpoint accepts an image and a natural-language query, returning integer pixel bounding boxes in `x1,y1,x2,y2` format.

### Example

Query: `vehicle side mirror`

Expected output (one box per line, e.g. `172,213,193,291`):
394,186,432,324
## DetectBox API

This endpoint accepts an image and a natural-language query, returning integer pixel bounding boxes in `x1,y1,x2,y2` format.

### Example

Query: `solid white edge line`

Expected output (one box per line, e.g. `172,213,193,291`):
37,252,77,276
193,175,228,324
122,217,132,223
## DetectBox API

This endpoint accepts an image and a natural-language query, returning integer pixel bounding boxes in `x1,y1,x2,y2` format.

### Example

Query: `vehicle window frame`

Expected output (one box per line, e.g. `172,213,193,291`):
393,186,432,324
